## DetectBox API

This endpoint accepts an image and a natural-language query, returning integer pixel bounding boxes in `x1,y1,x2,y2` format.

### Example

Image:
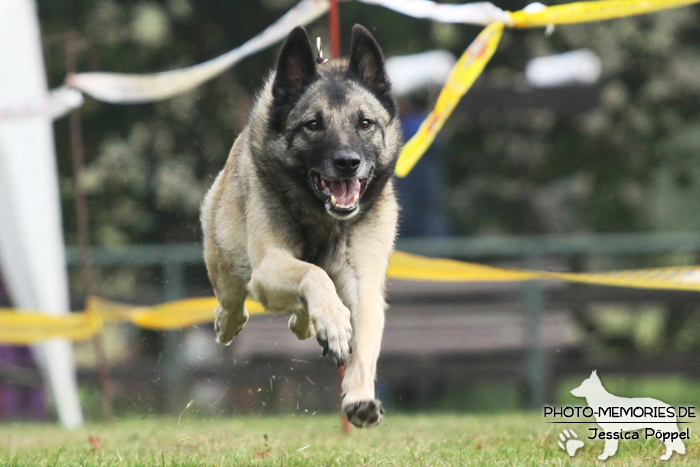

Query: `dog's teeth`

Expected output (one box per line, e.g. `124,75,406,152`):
329,194,360,209
320,179,328,188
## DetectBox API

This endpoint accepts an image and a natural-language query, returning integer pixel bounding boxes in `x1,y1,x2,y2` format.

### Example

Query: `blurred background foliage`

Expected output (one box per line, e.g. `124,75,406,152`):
26,0,700,414
38,0,700,243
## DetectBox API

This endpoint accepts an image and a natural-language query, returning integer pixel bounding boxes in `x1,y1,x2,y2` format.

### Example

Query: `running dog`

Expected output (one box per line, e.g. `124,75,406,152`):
200,25,401,428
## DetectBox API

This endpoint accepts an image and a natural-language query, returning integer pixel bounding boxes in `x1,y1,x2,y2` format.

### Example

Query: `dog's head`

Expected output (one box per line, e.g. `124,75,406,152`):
256,25,401,220
570,370,603,398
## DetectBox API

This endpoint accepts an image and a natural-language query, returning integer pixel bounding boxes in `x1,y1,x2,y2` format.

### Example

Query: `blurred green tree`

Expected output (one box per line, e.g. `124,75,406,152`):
36,0,700,360
442,5,700,235
38,1,700,244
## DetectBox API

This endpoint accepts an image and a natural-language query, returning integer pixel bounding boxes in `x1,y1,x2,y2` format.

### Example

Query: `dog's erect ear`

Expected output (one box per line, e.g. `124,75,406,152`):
271,26,317,131
591,370,598,379
347,25,395,117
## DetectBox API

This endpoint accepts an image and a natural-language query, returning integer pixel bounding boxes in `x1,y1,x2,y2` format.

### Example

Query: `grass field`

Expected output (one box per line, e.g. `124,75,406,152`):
0,413,696,466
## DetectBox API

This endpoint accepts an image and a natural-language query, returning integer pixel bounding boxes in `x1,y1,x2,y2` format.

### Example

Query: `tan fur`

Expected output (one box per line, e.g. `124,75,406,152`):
201,26,400,428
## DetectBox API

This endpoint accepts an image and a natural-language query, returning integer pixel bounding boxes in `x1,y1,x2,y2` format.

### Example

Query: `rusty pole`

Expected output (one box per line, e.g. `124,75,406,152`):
329,0,341,59
64,32,115,423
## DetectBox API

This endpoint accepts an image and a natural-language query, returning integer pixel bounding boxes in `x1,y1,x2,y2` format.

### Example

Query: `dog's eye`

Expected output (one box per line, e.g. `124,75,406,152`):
305,120,321,131
360,119,373,130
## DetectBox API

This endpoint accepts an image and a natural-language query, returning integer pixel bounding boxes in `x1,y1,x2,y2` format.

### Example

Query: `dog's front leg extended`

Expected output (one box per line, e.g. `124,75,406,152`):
341,280,385,428
339,192,397,428
248,247,352,363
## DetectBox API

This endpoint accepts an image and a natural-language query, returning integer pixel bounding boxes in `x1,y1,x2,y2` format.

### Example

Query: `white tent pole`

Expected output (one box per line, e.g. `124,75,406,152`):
0,0,83,428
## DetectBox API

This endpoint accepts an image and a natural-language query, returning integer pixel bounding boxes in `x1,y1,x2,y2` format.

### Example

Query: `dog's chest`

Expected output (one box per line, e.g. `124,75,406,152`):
298,223,348,267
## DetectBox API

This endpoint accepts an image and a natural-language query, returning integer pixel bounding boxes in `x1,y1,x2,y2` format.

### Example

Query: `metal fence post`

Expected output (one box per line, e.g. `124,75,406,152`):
524,250,547,410
163,260,186,412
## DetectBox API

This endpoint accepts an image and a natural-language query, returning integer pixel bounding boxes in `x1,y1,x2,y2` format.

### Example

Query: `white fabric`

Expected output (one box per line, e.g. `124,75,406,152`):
526,49,602,88
386,50,457,96
68,0,330,103
0,86,84,120
358,0,510,25
0,0,83,428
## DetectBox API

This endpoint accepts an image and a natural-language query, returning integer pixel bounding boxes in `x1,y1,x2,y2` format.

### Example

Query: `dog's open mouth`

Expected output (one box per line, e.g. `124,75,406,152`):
312,172,370,215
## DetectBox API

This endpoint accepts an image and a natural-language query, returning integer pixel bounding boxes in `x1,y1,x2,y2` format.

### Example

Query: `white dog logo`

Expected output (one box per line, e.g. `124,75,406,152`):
571,370,686,461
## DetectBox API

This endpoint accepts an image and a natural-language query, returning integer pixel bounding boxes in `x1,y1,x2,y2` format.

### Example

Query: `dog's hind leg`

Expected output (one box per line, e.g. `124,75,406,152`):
214,277,249,345
288,312,315,340
204,238,249,345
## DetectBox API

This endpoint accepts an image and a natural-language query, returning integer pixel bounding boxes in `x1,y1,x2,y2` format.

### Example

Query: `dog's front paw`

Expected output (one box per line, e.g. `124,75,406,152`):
310,300,352,365
214,305,248,345
343,399,384,428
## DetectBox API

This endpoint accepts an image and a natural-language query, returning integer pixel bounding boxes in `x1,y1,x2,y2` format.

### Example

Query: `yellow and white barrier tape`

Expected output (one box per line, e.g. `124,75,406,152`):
0,308,102,345
388,250,538,282
508,0,700,28
66,0,329,103
395,0,700,176
3,0,700,343
395,21,504,177
4,250,700,344
390,251,700,292
358,0,510,25
129,297,265,330
3,0,695,124
0,87,83,120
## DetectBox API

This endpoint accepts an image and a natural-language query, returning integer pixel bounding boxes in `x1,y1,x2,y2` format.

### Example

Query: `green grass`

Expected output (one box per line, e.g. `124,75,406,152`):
0,413,697,466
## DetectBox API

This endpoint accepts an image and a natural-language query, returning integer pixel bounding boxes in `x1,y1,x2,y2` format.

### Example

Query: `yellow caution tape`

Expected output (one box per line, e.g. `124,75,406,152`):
87,296,266,331
87,297,136,323
545,267,700,292
389,252,700,292
509,0,700,29
388,251,538,282
0,309,102,345
127,297,265,330
394,22,504,177
395,0,700,177
4,1,697,343
4,251,700,344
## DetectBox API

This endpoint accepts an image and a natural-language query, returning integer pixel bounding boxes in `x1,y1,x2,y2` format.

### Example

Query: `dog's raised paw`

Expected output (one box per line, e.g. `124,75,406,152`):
311,302,351,364
316,336,346,366
344,399,384,428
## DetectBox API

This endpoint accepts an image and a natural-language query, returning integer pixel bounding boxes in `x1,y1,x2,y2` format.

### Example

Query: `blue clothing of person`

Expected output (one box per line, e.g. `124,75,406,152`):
395,112,450,237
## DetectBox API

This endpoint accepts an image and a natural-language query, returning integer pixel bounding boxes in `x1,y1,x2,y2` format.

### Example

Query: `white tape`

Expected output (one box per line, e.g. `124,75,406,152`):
358,0,510,25
526,49,601,88
0,87,83,121
67,0,329,103
523,2,547,14
385,50,457,96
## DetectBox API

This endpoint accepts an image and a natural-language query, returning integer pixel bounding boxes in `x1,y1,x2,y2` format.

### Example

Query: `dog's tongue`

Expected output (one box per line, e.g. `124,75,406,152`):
329,179,361,206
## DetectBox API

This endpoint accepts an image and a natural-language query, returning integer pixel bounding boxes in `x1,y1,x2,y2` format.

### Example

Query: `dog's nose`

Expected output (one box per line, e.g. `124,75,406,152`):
333,150,361,174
